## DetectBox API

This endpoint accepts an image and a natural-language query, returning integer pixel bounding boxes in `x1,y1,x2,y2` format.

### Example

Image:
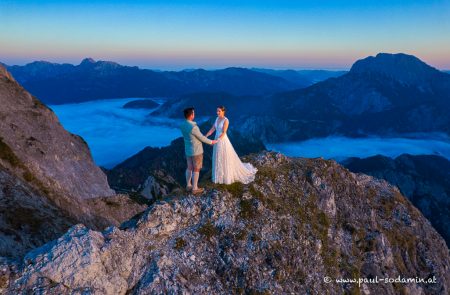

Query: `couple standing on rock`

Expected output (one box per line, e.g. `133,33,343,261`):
179,106,258,194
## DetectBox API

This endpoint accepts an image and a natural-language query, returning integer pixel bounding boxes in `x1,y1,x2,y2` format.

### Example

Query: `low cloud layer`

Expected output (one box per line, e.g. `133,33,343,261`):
51,98,450,168
50,98,181,168
267,136,450,161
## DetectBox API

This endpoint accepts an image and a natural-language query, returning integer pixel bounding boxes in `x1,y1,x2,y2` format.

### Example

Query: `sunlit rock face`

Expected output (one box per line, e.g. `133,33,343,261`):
0,64,114,200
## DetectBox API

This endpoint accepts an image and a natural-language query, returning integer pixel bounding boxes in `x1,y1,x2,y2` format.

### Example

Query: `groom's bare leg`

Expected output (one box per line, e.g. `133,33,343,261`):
186,158,193,190
191,154,204,194
186,169,192,187
192,170,200,190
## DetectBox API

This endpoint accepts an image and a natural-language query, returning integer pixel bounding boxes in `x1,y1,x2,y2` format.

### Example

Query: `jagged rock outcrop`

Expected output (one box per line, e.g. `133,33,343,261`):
0,166,74,258
140,170,180,201
0,65,147,258
0,64,114,199
0,162,145,258
343,154,450,247
3,152,449,294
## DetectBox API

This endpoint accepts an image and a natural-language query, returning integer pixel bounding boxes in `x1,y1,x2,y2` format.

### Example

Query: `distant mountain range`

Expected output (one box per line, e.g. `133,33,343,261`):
151,91,261,118
154,53,450,141
264,53,450,139
2,61,450,293
2,58,343,104
251,68,347,86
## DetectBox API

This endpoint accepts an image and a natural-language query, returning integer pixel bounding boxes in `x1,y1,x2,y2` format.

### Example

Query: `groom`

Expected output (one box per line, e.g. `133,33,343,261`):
180,107,217,194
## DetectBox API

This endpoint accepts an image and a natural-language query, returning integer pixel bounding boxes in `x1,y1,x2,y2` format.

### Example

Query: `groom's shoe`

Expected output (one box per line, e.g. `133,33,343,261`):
192,187,205,195
186,185,193,192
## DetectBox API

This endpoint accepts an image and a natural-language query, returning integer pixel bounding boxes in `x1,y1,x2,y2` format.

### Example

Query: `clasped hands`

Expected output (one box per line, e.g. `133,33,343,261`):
206,132,219,145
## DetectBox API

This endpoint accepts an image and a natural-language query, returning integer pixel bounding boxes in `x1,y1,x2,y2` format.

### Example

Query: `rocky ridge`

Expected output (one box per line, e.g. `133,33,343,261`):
2,152,449,294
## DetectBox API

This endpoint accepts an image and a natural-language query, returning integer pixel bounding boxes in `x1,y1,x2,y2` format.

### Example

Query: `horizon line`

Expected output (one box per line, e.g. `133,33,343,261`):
1,54,449,72
0,58,352,72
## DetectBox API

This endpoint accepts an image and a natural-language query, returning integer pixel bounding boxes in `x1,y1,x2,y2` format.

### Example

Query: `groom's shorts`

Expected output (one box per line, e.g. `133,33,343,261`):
187,153,203,170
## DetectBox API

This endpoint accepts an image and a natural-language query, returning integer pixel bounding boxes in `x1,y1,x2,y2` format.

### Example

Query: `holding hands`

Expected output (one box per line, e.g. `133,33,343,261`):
206,131,218,144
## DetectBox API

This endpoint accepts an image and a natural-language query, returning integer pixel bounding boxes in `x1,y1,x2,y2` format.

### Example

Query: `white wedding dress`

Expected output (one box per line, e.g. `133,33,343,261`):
212,117,258,184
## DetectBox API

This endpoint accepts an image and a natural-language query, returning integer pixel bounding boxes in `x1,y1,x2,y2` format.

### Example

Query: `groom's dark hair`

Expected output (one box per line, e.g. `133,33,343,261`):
183,107,195,119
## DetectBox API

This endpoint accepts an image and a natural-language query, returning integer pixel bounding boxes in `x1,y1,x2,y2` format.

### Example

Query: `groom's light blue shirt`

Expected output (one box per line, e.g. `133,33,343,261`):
179,120,212,156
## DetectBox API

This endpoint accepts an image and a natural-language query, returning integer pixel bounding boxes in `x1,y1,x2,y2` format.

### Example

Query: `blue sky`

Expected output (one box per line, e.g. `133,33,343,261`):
1,0,449,69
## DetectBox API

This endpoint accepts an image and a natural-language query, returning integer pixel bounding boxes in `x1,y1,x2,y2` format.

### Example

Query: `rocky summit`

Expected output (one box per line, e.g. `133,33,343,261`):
2,152,449,294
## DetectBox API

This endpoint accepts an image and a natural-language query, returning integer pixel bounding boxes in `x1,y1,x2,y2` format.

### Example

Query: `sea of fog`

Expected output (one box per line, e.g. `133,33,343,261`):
267,136,450,162
50,98,183,168
50,98,450,168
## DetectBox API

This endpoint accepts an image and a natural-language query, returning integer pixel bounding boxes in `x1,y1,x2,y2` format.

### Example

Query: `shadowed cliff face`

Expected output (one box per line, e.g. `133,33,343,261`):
0,166,74,258
2,152,448,294
0,159,146,259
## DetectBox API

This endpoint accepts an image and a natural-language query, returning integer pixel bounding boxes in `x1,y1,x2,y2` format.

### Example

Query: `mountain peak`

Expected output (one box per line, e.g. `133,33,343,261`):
80,57,96,66
350,53,442,84
78,58,123,71
0,63,16,82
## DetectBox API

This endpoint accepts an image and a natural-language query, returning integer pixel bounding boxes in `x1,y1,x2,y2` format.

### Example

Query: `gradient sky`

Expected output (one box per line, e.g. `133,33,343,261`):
1,0,449,70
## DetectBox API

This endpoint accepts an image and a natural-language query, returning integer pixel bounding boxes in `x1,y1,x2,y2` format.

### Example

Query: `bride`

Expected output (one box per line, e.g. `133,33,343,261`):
206,106,257,184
